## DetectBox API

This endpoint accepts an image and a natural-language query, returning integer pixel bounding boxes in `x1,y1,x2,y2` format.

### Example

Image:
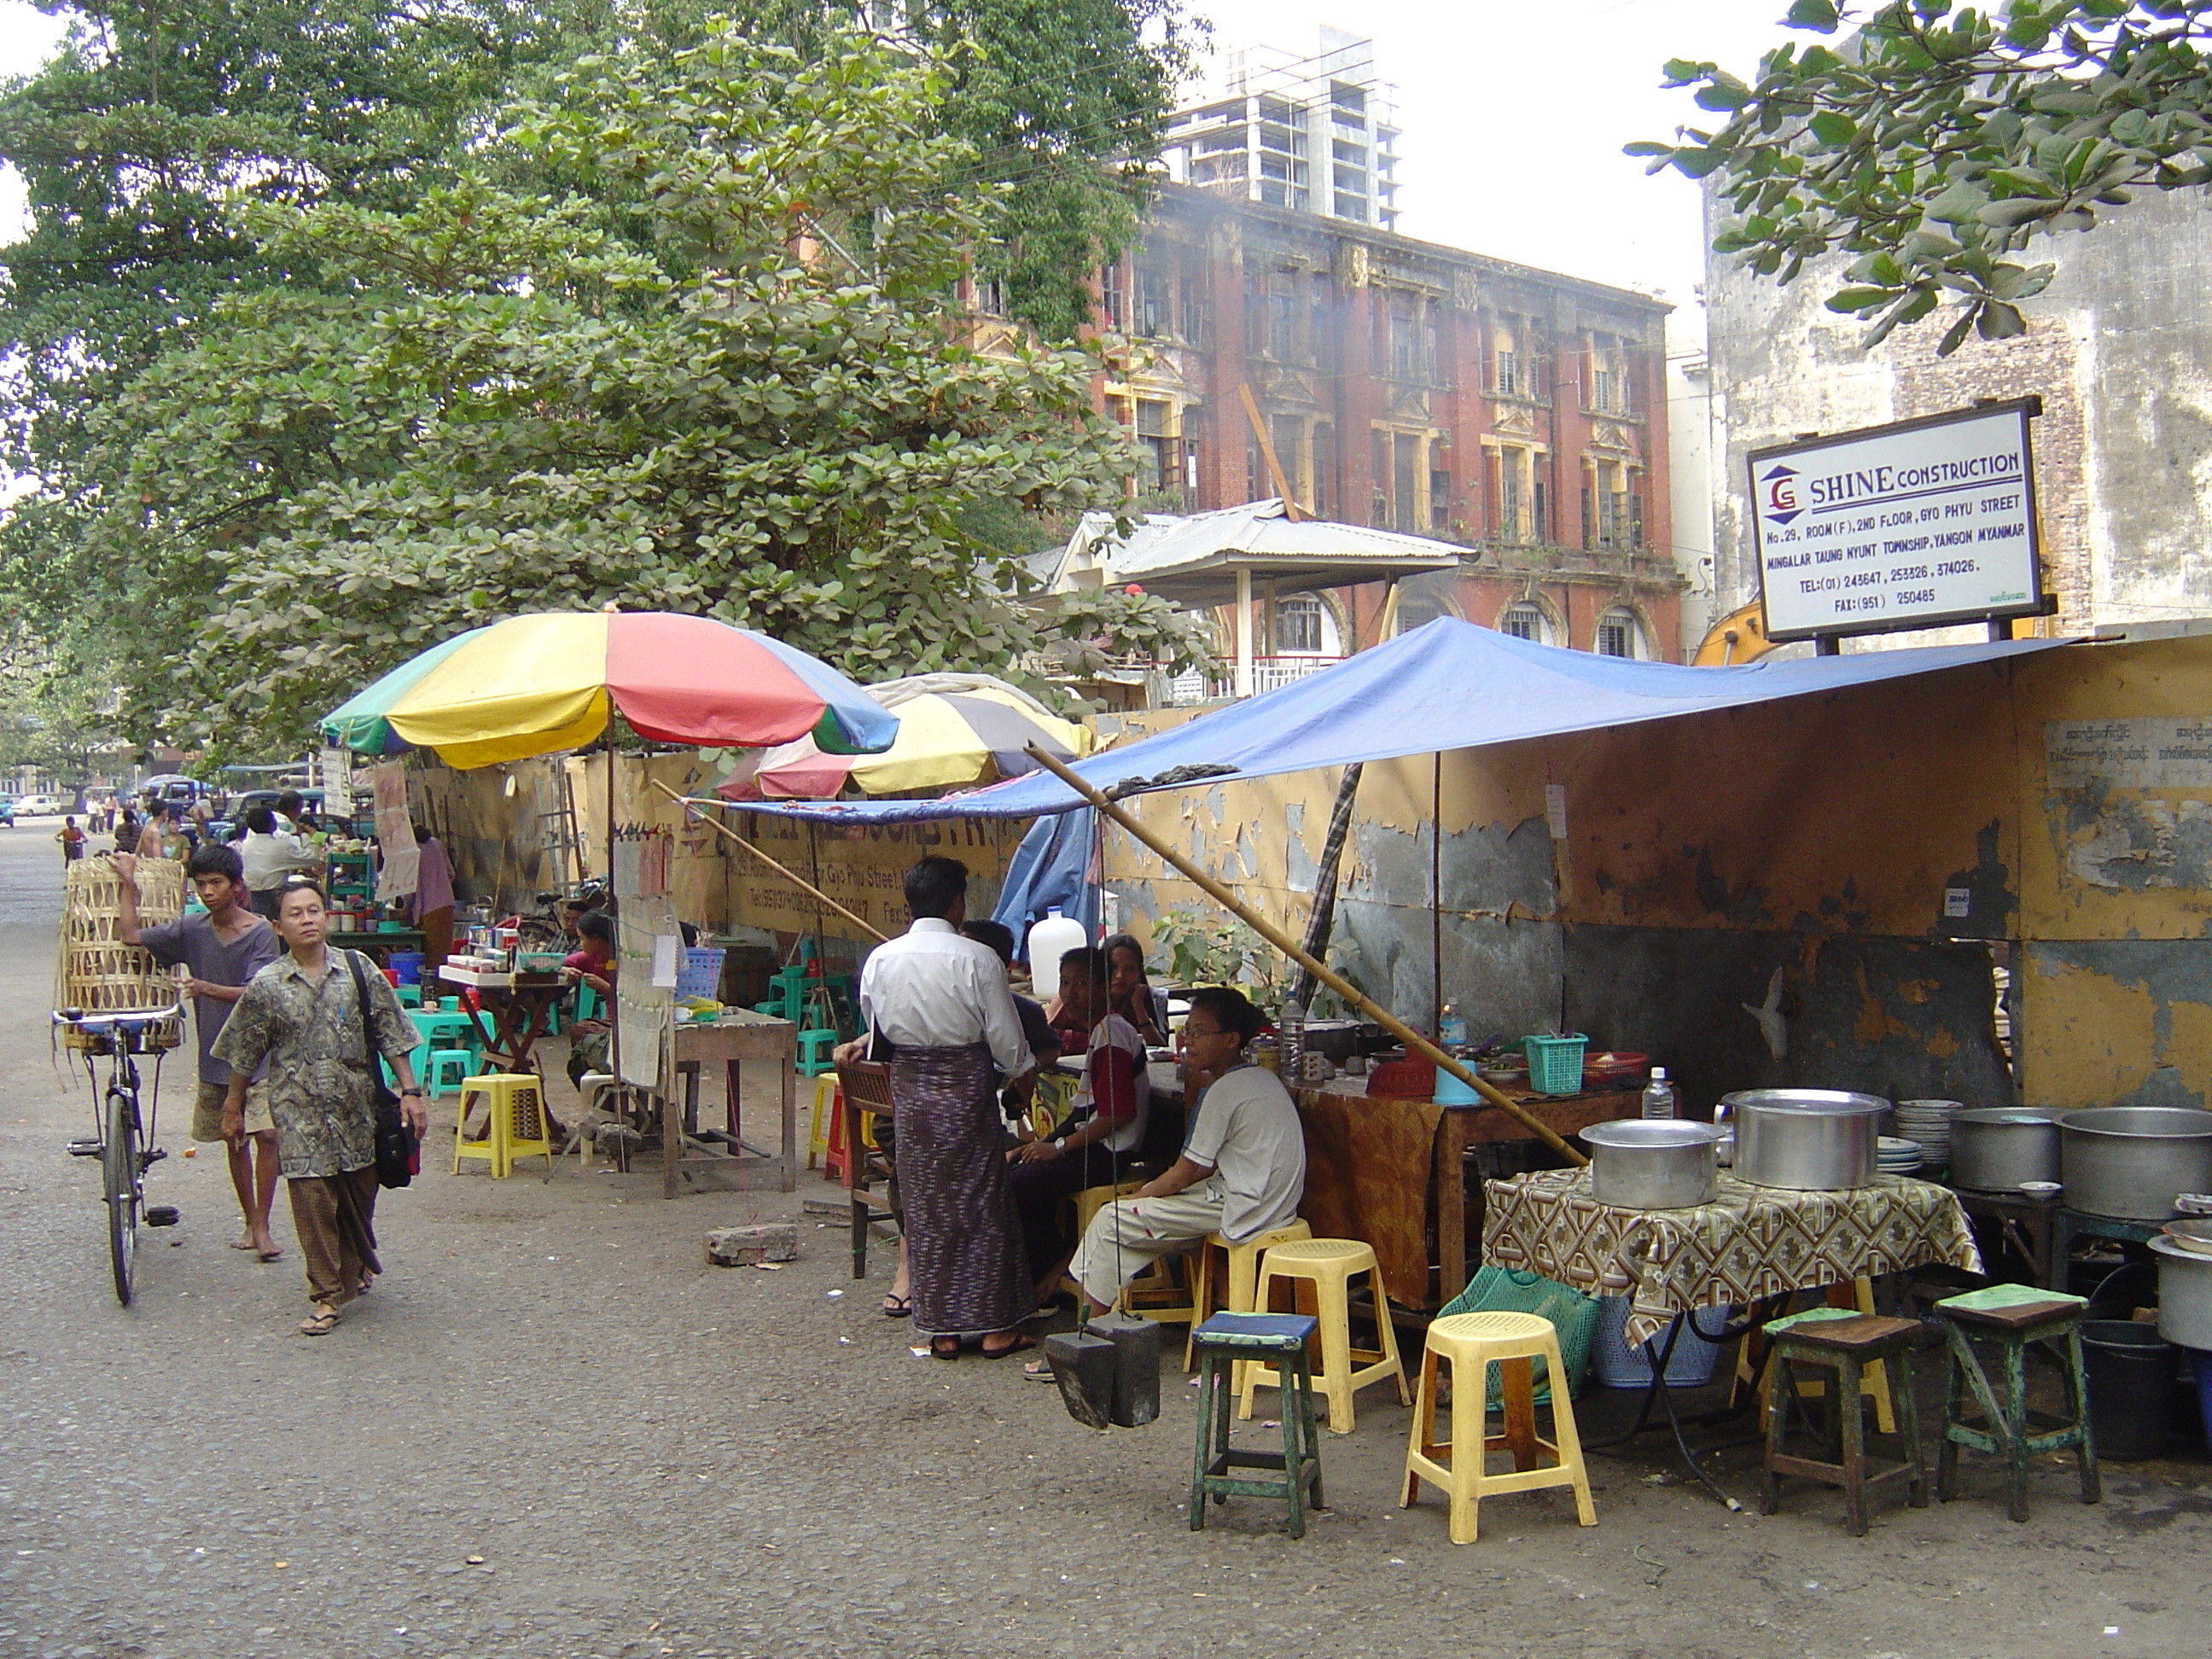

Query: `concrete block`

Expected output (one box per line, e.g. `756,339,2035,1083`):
705,1222,799,1266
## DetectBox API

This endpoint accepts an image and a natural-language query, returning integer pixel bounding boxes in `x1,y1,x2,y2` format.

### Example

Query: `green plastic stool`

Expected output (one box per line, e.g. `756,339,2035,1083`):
796,1028,840,1077
425,1049,474,1099
1190,1312,1324,1539
394,983,423,1010
1935,1283,2098,1522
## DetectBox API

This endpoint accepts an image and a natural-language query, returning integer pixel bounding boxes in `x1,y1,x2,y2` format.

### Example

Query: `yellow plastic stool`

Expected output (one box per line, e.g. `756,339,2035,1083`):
1061,1180,1197,1323
1185,1219,1315,1371
1241,1237,1410,1435
1401,1310,1598,1544
451,1074,554,1179
806,1076,840,1172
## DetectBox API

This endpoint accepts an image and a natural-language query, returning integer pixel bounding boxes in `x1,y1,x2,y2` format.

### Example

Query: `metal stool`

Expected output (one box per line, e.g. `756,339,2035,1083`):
1760,1309,1931,1535
1936,1284,2099,1522
1190,1313,1324,1539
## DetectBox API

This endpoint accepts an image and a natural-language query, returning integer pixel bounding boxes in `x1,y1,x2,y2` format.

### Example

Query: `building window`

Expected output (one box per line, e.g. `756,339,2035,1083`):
1494,347,1520,398
1389,291,1420,381
1268,270,1298,362
1597,608,1641,659
1135,399,1175,494
975,276,1005,317
1100,260,1126,331
1269,412,1302,504
1311,422,1335,519
1181,272,1210,346
1393,433,1420,534
1586,462,1642,550
1136,263,1171,338
1277,595,1325,655
1499,602,1548,643
1429,464,1452,533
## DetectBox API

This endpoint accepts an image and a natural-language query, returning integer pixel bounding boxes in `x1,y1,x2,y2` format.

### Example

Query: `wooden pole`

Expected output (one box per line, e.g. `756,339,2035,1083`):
1023,746,1588,1166
1238,383,1301,520
649,781,889,944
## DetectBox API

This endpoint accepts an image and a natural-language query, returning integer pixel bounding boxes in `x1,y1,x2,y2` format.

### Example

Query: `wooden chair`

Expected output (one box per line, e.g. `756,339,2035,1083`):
835,1060,899,1280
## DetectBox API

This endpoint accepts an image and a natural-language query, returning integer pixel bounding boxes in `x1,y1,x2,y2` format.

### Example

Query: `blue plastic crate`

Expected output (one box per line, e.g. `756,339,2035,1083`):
675,947,725,1000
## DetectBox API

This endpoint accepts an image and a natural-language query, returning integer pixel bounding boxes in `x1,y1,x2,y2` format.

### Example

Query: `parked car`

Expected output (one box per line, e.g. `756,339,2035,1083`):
15,793,64,817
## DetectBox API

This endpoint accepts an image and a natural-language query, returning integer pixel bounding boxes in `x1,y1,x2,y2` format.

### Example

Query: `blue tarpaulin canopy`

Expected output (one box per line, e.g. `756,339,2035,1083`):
702,619,2071,824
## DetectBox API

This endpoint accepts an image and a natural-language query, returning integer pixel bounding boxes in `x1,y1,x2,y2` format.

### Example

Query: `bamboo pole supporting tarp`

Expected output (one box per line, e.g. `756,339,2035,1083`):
1024,745,1588,1167
652,781,891,944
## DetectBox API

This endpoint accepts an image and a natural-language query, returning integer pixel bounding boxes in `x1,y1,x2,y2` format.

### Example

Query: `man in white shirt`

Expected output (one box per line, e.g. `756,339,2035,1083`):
846,856,1037,1360
1006,945,1149,1301
1048,986,1307,1348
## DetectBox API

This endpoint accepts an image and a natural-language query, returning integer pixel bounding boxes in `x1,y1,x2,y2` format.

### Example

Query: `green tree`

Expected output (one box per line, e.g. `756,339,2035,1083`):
1633,2,2212,353
84,27,1153,755
0,620,122,788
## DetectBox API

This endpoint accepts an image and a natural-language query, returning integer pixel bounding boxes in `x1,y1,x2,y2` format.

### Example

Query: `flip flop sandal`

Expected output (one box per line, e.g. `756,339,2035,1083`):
978,1333,1038,1360
930,1336,961,1361
297,1307,340,1336
1022,1358,1057,1382
881,1294,913,1318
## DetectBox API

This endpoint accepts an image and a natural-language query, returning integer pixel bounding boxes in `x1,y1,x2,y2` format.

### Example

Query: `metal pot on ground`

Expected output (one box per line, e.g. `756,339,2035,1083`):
1715,1089,1889,1191
1580,1119,1721,1210
2151,1235,2212,1351
1949,1107,2064,1192
2058,1108,2212,1221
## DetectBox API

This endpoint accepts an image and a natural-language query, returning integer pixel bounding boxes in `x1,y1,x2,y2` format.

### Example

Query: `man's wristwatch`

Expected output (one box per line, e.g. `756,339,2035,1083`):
400,1088,423,1097
1053,1137,1066,1153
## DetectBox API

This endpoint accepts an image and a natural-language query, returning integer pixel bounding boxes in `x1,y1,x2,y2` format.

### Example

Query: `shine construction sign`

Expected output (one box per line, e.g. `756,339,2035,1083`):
1747,399,2051,643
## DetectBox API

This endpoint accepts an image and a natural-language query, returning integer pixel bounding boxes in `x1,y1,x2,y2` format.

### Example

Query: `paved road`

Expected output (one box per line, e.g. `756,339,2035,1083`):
3,825,2209,1659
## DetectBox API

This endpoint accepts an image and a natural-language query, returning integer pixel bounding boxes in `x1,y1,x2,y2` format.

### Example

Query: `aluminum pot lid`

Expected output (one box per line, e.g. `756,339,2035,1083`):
1719,1089,1890,1116
1581,1118,1721,1150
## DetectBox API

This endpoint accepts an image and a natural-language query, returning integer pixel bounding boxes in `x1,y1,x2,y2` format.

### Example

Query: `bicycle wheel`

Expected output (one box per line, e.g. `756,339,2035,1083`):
104,1086,139,1306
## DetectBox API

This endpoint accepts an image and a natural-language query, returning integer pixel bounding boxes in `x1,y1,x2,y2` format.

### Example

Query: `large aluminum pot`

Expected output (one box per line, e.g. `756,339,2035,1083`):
1715,1089,1889,1191
1580,1119,1721,1210
2151,1235,2212,1349
2059,1108,2212,1221
1949,1107,2064,1192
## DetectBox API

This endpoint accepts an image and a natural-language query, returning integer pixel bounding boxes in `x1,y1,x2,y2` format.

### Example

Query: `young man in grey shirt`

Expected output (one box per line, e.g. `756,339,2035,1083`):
114,845,287,1260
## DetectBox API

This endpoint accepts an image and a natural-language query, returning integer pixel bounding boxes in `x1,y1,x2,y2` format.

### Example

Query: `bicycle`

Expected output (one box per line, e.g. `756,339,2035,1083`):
55,1001,186,1306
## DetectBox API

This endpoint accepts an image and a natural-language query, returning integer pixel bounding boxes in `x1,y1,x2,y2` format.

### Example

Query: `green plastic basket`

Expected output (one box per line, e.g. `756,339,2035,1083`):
1522,1033,1587,1096
1435,1266,1601,1406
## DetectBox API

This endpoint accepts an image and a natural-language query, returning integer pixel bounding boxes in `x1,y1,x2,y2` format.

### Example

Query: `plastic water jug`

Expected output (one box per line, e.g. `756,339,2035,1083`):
1026,906,1086,974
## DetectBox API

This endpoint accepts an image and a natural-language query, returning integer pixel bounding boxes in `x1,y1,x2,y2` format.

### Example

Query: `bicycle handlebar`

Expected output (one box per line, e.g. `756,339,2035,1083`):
52,1003,187,1033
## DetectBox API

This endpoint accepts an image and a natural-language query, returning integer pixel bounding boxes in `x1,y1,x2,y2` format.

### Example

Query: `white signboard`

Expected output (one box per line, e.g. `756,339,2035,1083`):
1748,401,2048,643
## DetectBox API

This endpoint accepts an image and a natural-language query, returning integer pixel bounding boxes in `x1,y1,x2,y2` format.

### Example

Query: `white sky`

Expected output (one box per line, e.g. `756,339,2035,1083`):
0,0,1794,326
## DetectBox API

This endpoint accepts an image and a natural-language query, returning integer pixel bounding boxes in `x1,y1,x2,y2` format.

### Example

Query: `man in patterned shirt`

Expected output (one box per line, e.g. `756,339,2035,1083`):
214,878,428,1336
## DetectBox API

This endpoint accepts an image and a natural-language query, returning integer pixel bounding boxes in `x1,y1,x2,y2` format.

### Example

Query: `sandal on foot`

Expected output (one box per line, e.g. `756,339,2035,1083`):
1022,1357,1057,1382
930,1336,961,1361
297,1307,340,1336
978,1332,1038,1359
881,1293,913,1318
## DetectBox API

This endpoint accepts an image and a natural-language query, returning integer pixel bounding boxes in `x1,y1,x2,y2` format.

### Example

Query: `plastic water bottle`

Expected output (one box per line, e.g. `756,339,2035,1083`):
1641,1066,1676,1120
1278,999,1306,1086
1438,999,1468,1050
1025,906,1086,976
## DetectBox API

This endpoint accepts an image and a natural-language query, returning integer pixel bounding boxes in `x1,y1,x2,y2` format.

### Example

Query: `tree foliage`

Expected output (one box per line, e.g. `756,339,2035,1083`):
1633,2,2212,353
77,27,1150,756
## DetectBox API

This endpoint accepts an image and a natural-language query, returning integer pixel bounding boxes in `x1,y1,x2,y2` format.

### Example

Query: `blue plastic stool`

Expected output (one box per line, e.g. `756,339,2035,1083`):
425,1048,474,1098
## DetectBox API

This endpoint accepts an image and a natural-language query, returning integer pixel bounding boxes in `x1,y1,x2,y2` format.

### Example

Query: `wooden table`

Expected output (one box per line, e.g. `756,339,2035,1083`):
1290,1078,1631,1310
437,963,563,1074
662,1010,797,1197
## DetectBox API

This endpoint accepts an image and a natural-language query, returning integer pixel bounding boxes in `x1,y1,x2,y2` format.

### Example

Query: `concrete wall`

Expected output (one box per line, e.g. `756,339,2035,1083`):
1701,183,2212,640
1099,636,2212,1116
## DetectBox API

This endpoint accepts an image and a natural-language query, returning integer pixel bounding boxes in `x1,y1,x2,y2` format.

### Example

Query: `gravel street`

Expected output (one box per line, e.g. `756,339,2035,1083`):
5,824,2210,1659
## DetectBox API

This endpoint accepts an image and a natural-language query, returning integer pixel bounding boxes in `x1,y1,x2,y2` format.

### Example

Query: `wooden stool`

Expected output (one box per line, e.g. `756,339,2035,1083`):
1400,1311,1597,1545
452,1074,554,1179
1760,1309,1930,1535
1935,1284,2099,1522
1185,1220,1315,1372
1735,1276,1897,1433
1242,1238,1409,1435
1190,1313,1324,1538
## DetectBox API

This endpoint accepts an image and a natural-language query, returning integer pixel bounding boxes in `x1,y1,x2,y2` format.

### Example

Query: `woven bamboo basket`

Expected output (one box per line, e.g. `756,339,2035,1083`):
55,857,188,1051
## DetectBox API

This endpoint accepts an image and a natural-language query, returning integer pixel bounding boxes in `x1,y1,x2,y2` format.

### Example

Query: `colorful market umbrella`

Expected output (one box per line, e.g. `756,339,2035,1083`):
332,611,897,769
725,674,1088,799
321,626,491,756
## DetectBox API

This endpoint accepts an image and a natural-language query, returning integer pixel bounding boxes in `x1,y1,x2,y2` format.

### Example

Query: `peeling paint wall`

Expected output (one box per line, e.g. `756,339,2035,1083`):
1097,637,2212,1115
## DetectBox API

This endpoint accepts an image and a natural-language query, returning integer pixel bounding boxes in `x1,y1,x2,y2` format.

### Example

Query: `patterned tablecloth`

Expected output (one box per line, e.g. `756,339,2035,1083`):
1482,1170,1984,1348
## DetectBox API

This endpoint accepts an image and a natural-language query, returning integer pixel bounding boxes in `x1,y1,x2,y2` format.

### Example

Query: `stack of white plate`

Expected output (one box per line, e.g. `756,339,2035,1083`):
1894,1099,1964,1167
1877,1135,1924,1175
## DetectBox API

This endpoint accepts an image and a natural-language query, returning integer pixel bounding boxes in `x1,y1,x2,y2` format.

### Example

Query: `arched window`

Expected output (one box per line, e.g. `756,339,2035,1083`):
1596,607,1644,660
1277,595,1326,655
1499,602,1549,644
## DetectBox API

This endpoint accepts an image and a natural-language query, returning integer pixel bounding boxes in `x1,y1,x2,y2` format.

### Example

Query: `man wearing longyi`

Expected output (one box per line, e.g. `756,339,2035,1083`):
843,856,1039,1360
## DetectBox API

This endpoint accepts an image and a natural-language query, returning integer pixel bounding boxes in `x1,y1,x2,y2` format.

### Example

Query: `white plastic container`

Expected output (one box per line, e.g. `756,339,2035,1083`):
1025,906,1086,975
